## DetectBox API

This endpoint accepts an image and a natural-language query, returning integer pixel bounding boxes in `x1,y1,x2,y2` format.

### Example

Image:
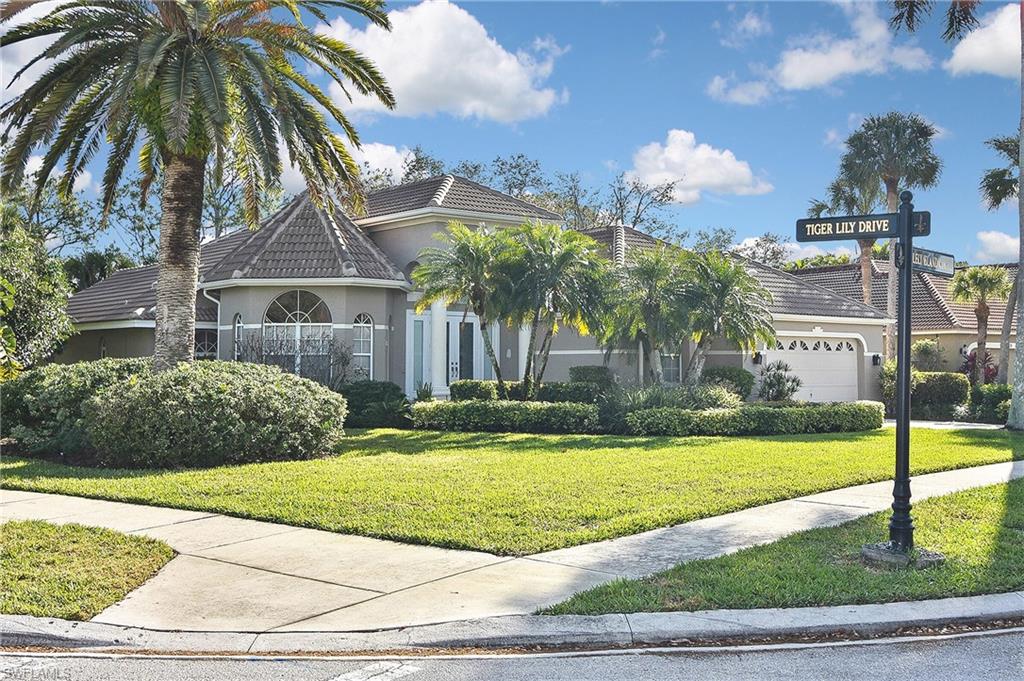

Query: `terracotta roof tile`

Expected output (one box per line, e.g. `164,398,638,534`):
362,175,562,221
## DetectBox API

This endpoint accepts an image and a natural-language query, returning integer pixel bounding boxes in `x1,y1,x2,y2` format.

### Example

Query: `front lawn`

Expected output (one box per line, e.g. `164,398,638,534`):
2,428,1022,555
544,479,1024,615
0,520,174,620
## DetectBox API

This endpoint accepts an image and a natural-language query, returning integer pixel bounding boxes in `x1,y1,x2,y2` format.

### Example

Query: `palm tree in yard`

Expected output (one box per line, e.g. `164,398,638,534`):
839,112,941,360
982,135,1021,384
680,250,775,386
808,175,886,306
951,266,1011,385
503,223,610,398
0,1,395,371
413,221,511,397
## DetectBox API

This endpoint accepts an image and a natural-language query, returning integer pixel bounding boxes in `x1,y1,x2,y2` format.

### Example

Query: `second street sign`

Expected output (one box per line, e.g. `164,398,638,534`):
796,211,931,243
912,247,955,276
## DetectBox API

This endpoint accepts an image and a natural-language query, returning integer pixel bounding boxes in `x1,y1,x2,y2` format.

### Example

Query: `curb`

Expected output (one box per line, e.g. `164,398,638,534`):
3,592,1022,653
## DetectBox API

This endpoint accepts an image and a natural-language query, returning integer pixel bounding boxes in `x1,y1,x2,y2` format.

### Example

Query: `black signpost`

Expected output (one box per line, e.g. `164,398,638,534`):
796,190,925,559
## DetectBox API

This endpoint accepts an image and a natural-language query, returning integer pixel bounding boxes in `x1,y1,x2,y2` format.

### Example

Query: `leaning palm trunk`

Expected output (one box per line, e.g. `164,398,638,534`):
535,326,556,386
153,154,206,372
997,275,1017,384
520,308,543,398
975,304,990,385
884,181,899,359
1009,14,1024,428
479,320,506,397
683,340,708,387
858,239,874,306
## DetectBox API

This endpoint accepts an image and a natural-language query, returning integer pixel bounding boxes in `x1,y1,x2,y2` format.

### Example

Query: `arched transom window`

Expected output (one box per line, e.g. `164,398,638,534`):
352,313,373,379
262,290,333,380
233,314,244,361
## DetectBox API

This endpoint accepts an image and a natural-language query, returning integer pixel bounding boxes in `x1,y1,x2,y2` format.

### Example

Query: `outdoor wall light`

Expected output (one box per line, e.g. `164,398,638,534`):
872,354,882,366
752,352,763,365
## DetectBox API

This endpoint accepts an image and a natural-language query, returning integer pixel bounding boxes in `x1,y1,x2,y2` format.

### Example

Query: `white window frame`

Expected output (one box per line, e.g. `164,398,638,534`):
233,313,244,361
352,313,373,379
194,329,218,359
262,290,333,377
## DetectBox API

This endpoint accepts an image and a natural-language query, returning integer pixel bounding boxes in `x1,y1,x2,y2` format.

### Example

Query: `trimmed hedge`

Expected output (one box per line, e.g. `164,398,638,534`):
449,379,498,401
338,380,409,427
701,365,755,400
536,382,602,404
411,399,600,434
3,358,151,457
448,379,600,403
83,361,347,468
970,383,1012,423
568,365,614,388
914,371,970,420
625,401,885,437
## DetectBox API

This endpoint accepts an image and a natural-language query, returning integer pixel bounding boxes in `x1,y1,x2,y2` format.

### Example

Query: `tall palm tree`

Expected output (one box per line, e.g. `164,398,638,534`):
680,251,775,386
982,135,1022,384
502,222,610,397
1,1,394,371
808,175,886,306
951,266,1011,385
840,112,942,359
413,221,510,397
597,245,690,385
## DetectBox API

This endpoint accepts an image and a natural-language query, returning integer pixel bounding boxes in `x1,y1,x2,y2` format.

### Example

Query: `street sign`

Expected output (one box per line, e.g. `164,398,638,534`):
912,247,954,276
795,210,930,242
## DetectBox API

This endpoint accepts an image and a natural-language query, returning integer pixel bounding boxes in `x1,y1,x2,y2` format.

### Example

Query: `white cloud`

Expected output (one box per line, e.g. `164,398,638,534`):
974,230,1019,263
72,170,94,193
822,128,843,149
649,26,667,60
735,237,855,263
627,129,773,205
709,2,931,105
720,9,772,49
945,4,1021,79
320,0,568,123
707,74,772,105
278,141,413,194
1,2,60,104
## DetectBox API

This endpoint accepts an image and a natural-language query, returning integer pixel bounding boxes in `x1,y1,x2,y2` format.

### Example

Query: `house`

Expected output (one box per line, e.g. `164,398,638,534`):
57,176,888,401
791,261,1017,377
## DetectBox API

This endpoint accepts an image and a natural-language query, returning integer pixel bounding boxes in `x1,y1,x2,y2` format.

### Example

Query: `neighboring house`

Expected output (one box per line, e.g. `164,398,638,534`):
57,175,888,401
791,261,1017,378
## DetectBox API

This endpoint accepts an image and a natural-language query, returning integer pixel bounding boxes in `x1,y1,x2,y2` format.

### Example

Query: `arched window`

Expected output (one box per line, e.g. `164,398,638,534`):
263,290,333,380
233,314,244,361
352,313,373,379
194,329,218,359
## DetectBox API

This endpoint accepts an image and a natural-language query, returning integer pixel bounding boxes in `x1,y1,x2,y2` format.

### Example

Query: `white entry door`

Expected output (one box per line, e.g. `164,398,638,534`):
769,338,859,402
447,317,479,384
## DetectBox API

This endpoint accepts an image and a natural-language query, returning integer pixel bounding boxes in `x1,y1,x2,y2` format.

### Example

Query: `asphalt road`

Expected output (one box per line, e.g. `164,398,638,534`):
2,630,1022,681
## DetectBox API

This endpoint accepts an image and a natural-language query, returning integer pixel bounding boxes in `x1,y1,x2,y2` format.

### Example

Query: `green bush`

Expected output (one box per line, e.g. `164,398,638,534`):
701,365,755,400
970,383,1012,423
568,365,614,388
625,401,884,437
996,399,1011,423
912,371,970,420
911,338,944,371
537,381,602,404
449,379,498,401
83,361,347,468
338,380,408,427
411,399,600,434
5,358,150,457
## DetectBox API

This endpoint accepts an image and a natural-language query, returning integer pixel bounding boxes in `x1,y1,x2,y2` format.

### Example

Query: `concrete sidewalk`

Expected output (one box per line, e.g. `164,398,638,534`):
2,460,1022,633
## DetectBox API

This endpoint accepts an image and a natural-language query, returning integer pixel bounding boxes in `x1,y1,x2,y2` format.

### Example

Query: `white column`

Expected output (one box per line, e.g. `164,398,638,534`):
430,300,448,397
517,324,531,380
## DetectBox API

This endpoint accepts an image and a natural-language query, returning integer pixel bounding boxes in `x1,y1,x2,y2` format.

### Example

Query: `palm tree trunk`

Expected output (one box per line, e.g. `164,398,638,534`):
153,153,206,372
479,320,506,398
858,238,874,306
997,275,1017,384
683,339,708,386
975,303,990,385
521,308,542,398
535,326,555,386
650,345,663,384
638,335,653,385
1009,10,1024,427
884,179,899,360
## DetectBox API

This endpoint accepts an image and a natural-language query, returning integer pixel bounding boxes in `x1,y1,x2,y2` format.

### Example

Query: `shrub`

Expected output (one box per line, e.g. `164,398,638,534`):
996,399,1011,423
449,379,498,401
913,371,970,420
5,358,150,457
701,365,755,400
536,381,602,404
568,365,614,388
412,399,600,434
338,380,408,427
758,361,802,402
415,382,434,402
911,339,944,371
625,401,884,437
83,361,346,468
970,383,1012,423
961,349,997,385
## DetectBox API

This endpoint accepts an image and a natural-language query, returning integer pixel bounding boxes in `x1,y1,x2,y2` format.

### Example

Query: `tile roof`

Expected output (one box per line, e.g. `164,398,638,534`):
362,175,563,221
67,264,218,324
790,261,1018,332
579,225,887,321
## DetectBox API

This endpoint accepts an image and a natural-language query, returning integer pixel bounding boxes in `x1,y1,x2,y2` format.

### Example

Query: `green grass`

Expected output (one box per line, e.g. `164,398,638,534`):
544,479,1024,615
2,428,1022,556
0,520,174,620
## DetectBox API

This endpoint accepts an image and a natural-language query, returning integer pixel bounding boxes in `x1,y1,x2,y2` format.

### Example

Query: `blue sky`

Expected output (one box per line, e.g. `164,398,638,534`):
6,1,1021,263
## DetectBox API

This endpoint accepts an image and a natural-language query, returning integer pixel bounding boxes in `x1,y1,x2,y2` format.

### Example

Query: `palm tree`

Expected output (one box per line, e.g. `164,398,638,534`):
597,245,690,385
840,112,942,359
680,251,775,386
413,221,511,397
502,222,610,397
982,135,1022,384
808,175,886,305
951,266,1011,385
0,1,394,371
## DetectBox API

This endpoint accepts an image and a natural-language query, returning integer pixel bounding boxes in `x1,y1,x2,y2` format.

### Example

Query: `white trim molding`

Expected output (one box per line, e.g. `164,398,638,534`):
75,320,218,331
199,277,411,291
354,208,553,232
772,313,892,326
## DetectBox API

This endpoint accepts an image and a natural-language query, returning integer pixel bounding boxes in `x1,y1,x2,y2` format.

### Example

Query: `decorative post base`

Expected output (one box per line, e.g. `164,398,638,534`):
860,541,946,570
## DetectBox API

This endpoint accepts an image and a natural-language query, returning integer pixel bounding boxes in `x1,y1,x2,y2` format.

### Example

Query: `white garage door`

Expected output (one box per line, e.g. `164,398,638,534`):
769,338,859,402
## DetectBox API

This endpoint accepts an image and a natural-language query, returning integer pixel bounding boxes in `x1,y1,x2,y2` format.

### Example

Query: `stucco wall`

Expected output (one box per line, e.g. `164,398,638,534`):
53,328,156,363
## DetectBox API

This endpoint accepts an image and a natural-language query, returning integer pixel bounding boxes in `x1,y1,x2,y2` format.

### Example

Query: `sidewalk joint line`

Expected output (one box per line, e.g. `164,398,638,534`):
188,527,304,552
127,513,220,533
793,498,876,510
177,554,386,595
518,556,621,577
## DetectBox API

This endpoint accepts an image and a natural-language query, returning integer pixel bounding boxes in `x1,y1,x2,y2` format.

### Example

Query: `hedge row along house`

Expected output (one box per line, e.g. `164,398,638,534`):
791,261,1018,379
58,176,888,401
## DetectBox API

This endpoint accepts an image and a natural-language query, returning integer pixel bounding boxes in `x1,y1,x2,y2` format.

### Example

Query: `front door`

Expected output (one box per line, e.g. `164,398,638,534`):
447,319,478,384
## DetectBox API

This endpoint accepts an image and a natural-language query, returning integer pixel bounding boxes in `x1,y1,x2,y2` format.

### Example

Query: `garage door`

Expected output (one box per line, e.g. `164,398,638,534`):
769,338,859,402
